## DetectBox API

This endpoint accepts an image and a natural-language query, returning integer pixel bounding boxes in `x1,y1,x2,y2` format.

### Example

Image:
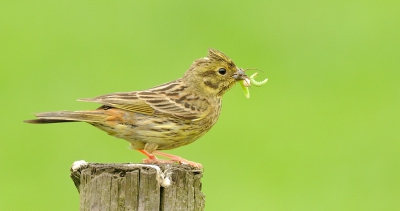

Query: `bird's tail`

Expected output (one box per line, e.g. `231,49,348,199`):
24,110,107,124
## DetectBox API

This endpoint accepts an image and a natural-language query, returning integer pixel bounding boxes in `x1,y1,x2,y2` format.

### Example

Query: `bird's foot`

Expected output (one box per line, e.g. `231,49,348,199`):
137,149,203,169
141,156,176,165
153,151,203,169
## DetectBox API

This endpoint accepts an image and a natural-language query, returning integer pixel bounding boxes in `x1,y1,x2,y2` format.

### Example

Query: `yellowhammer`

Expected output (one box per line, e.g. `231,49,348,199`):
25,49,266,168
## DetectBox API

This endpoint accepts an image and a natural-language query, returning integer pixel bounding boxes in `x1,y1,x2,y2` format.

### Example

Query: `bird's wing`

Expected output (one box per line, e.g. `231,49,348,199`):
78,80,211,121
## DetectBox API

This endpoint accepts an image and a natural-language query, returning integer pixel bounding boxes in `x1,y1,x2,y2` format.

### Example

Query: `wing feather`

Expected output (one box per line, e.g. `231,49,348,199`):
78,80,210,120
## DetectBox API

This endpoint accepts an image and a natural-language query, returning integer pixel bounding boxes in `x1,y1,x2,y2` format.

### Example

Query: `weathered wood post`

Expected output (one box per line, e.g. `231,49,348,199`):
70,161,205,211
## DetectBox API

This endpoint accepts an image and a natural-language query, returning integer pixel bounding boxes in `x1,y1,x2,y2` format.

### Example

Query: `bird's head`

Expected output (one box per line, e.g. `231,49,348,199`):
183,49,248,97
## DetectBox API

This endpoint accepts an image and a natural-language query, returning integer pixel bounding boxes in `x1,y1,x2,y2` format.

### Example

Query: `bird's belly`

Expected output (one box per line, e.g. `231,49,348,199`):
90,114,215,150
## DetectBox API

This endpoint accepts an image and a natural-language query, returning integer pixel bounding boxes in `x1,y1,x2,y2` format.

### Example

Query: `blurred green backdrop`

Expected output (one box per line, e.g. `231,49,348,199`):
1,1,399,210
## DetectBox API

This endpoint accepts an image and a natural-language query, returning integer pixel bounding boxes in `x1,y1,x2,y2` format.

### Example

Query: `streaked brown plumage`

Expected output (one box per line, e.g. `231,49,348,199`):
25,49,248,168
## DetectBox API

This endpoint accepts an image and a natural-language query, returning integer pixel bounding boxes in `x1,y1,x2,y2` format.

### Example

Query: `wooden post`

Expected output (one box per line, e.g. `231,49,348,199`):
70,161,205,211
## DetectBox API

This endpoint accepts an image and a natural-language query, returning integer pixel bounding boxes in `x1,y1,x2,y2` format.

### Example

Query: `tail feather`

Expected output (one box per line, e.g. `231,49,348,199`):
24,111,107,124
24,119,78,124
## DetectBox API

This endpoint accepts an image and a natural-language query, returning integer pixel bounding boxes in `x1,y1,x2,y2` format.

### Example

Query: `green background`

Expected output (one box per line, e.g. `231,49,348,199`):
1,1,399,210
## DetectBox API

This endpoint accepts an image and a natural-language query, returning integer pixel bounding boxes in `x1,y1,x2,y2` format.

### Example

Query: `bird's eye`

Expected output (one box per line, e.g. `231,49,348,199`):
218,68,226,75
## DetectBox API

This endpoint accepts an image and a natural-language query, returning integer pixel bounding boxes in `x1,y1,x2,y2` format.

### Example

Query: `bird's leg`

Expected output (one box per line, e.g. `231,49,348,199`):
138,149,183,165
137,143,176,165
137,149,159,163
138,143,166,163
138,143,203,169
153,151,203,169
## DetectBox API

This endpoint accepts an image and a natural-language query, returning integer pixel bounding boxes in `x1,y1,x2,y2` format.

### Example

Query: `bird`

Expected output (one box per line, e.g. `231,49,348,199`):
24,49,249,168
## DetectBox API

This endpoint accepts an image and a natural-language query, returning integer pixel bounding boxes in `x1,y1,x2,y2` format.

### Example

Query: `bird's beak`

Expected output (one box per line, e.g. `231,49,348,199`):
232,68,248,81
